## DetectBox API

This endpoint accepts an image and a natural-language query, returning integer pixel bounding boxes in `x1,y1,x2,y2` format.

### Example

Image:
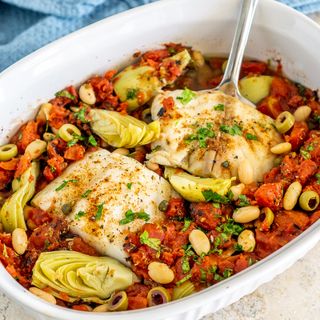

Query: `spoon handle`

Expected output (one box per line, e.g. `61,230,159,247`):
219,0,259,88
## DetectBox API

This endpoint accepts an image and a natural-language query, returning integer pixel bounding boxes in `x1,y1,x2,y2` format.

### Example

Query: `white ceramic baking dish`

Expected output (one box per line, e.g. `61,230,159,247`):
0,0,320,319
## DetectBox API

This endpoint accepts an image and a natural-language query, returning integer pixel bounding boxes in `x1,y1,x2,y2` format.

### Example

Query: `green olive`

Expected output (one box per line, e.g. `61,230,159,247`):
275,111,295,134
43,133,56,142
172,281,195,300
108,291,128,311
58,124,81,142
258,207,274,231
299,190,320,211
0,144,18,161
61,203,72,215
147,286,171,306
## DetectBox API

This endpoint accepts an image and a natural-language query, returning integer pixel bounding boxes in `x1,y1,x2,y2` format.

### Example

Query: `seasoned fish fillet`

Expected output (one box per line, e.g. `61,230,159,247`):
32,149,175,265
147,90,283,181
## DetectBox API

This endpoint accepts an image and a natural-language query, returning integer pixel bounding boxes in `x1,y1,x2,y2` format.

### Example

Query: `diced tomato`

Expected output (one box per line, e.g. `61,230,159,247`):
270,77,298,99
0,158,19,171
296,160,317,185
14,121,40,153
190,202,222,230
165,198,186,219
0,168,13,190
126,284,150,310
141,223,165,241
142,49,170,61
233,254,250,273
162,96,175,113
257,96,283,118
241,61,267,76
72,305,92,312
48,103,71,129
285,121,309,151
310,210,320,225
71,237,98,256
64,144,85,161
254,182,283,210
14,153,32,178
88,76,114,103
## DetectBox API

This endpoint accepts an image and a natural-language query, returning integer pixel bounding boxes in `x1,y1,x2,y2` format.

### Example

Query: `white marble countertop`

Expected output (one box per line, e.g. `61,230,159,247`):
1,10,320,320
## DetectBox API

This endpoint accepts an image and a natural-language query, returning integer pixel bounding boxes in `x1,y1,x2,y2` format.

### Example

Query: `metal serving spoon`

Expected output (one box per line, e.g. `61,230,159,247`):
216,0,259,108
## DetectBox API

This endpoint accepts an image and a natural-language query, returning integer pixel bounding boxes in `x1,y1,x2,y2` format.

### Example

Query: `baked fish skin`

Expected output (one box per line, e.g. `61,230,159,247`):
32,149,175,265
148,90,283,182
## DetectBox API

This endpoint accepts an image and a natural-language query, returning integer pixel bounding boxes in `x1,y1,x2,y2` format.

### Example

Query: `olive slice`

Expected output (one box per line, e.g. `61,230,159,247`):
147,286,171,307
108,291,128,311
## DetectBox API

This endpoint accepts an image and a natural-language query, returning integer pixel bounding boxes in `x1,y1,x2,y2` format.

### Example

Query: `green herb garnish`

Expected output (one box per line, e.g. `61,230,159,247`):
55,179,78,191
234,243,243,252
214,104,225,111
238,194,250,207
200,269,207,283
246,133,258,140
67,134,85,147
176,274,192,286
75,211,86,221
94,203,104,220
315,173,320,184
127,88,138,100
55,90,75,100
220,123,242,136
222,268,233,278
182,219,192,232
127,182,133,190
202,190,230,204
177,88,196,105
120,210,150,225
81,189,92,198
181,257,190,274
216,219,243,236
74,108,88,123
185,123,215,148
88,135,97,146
139,230,161,251
300,149,311,160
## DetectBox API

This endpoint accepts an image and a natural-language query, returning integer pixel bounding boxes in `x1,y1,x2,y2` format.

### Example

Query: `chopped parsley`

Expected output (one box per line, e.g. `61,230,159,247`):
94,203,104,220
74,108,88,123
81,189,92,198
185,123,215,148
212,203,220,209
139,230,161,251
216,219,243,236
168,47,177,55
88,135,97,146
119,210,150,225
55,90,75,100
182,219,192,232
246,133,258,140
181,257,190,274
238,194,250,207
234,243,243,252
175,274,192,286
222,268,233,278
177,88,196,105
67,134,85,147
126,88,138,100
315,173,320,184
202,190,230,204
126,182,133,190
214,104,225,111
306,144,314,151
55,179,78,191
220,123,242,136
200,269,207,283
75,211,86,221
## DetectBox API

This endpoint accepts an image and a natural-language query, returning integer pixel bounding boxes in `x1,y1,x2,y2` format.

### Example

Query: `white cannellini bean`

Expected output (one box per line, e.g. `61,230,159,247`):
112,148,129,156
237,230,256,252
29,287,57,304
192,50,205,68
293,105,312,122
148,262,174,284
146,161,160,171
283,181,302,210
93,304,109,312
233,206,260,223
270,142,292,154
79,83,96,105
12,228,28,255
238,161,254,185
25,139,47,160
230,183,245,201
36,103,52,122
189,229,210,256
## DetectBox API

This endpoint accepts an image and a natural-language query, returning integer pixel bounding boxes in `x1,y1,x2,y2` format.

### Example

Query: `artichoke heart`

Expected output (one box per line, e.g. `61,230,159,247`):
90,109,160,148
0,161,39,232
165,167,234,202
113,49,191,110
32,251,135,303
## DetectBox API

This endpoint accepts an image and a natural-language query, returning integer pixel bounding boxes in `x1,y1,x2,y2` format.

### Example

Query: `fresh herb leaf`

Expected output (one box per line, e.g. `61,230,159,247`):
75,211,86,221
181,257,190,274
177,88,196,105
246,133,258,140
120,210,150,225
209,265,217,274
127,182,133,190
81,189,92,198
238,194,250,207
306,144,314,151
139,230,161,251
55,90,75,100
220,123,242,136
49,165,56,173
182,219,192,232
200,269,207,282
316,173,320,185
88,135,97,146
127,88,139,100
202,190,230,204
55,179,78,191
94,203,104,220
222,268,233,278
168,47,177,55
214,273,223,281
234,243,243,252
176,274,192,286
212,203,220,209
185,123,215,148
214,104,225,111
74,108,88,123
67,134,85,147
216,219,243,236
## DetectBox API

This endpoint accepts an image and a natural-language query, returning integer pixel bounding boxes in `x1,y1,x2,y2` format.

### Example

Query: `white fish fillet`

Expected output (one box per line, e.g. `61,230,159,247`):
32,149,175,265
147,90,283,181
